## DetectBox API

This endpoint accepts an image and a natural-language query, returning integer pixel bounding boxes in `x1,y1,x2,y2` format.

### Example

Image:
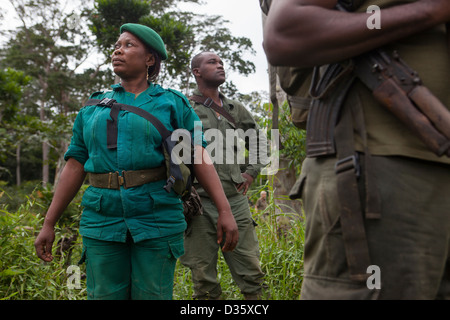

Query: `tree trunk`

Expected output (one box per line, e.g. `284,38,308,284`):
39,75,49,187
273,157,303,217
40,98,49,187
42,141,49,187
16,143,21,186
53,140,68,189
272,157,303,238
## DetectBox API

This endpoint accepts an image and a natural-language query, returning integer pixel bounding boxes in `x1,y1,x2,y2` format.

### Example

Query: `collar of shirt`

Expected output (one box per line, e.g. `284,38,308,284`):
111,82,166,96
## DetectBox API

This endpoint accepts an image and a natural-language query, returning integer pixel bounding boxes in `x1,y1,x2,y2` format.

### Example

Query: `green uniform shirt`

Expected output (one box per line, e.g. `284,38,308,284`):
190,89,268,196
352,0,450,164
64,83,206,243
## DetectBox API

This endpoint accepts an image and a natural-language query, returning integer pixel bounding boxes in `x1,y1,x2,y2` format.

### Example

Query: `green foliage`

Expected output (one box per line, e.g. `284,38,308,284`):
0,0,261,186
0,1,306,300
253,99,307,175
0,182,86,300
0,0,113,185
173,179,304,300
139,12,193,80
173,217,304,300
0,68,31,123
0,181,304,300
89,0,152,57
88,0,256,92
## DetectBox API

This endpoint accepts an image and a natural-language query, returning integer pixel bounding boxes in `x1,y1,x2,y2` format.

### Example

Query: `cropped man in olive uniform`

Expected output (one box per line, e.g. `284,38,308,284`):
180,52,267,300
263,0,450,299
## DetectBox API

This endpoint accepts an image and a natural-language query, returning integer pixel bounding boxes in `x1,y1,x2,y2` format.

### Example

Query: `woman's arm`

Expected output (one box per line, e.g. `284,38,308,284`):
193,146,239,252
34,158,86,262
264,0,450,67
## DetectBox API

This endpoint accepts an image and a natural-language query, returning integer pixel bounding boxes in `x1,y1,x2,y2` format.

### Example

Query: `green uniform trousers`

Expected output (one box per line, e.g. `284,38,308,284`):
81,232,184,300
180,193,265,299
299,154,450,299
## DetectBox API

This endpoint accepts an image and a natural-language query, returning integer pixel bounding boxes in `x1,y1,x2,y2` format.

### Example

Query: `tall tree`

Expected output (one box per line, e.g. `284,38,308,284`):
2,0,110,186
88,0,255,95
0,68,31,185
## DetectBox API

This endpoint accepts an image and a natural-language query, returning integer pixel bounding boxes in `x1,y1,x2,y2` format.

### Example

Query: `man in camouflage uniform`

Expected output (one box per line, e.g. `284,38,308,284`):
263,0,450,299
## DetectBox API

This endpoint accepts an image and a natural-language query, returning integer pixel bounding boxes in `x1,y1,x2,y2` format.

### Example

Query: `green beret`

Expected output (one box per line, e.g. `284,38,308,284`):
120,23,168,60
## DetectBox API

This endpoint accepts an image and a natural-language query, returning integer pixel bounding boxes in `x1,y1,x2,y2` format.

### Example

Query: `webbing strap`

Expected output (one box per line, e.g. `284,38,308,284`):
334,78,372,281
346,92,381,220
84,98,183,193
85,98,172,144
190,95,236,126
106,103,120,149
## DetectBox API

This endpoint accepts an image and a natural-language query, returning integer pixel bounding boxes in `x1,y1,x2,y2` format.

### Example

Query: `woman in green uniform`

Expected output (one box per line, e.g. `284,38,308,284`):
34,23,238,300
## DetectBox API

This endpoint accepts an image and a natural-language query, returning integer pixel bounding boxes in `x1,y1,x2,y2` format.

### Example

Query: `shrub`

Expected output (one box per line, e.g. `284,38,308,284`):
1,182,304,300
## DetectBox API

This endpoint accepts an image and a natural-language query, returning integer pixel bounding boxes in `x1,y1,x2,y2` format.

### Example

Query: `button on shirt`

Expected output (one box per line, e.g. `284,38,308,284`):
64,83,206,243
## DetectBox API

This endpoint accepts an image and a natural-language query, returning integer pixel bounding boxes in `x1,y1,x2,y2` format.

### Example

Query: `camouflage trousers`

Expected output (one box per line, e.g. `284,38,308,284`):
298,154,450,299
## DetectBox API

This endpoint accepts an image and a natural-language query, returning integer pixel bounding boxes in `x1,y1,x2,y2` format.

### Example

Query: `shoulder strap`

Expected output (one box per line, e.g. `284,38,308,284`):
190,95,236,126
85,98,171,148
84,98,187,194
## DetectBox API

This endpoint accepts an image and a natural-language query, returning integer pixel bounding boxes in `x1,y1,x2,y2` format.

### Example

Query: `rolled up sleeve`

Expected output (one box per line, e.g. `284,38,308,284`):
64,109,88,165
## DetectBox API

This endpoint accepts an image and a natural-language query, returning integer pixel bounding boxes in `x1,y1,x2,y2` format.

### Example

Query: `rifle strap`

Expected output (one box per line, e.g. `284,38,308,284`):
190,95,236,126
84,98,184,192
348,91,381,220
84,98,172,148
334,81,379,282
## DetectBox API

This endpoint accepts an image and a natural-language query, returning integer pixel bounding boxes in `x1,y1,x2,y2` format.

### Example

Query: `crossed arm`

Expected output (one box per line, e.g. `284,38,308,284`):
263,0,450,68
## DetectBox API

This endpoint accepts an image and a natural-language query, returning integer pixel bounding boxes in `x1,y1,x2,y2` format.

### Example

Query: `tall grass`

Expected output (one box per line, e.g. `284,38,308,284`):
173,179,305,300
0,183,86,300
0,181,304,300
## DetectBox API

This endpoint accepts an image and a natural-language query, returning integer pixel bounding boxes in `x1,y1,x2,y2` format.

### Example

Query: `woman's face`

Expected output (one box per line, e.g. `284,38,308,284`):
111,32,155,80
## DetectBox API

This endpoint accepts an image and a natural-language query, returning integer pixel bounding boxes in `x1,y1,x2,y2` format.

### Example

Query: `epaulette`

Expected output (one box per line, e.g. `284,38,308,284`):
167,88,191,107
89,90,113,99
83,90,113,107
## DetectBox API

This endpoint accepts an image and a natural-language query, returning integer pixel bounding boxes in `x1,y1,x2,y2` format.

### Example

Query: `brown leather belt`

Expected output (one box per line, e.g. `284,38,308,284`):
89,167,166,190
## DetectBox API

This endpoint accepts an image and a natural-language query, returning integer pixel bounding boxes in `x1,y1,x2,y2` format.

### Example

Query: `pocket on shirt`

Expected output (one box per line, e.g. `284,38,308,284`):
148,189,185,232
230,165,246,185
81,188,103,212
168,234,185,259
149,188,183,213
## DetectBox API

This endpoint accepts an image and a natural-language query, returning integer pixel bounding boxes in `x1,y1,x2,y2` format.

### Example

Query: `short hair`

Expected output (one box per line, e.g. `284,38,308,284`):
190,51,216,72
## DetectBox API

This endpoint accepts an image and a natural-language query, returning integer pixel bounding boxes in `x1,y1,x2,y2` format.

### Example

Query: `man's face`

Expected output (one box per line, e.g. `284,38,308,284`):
195,52,226,86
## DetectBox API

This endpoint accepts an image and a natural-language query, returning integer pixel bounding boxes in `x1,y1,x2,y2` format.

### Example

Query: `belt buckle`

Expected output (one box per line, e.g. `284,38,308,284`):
204,97,214,108
99,98,116,107
108,171,124,189
118,174,125,188
335,154,360,178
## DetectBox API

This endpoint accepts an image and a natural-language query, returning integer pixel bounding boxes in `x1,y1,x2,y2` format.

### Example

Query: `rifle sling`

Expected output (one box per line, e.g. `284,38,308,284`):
334,81,373,282
84,98,171,149
190,95,236,126
84,98,184,192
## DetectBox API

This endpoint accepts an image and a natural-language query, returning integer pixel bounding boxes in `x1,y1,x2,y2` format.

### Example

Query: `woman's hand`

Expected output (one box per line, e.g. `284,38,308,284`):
34,225,56,262
34,158,86,262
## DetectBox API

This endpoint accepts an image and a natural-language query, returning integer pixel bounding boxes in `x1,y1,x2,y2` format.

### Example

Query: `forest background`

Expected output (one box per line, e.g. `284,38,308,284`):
0,0,306,300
